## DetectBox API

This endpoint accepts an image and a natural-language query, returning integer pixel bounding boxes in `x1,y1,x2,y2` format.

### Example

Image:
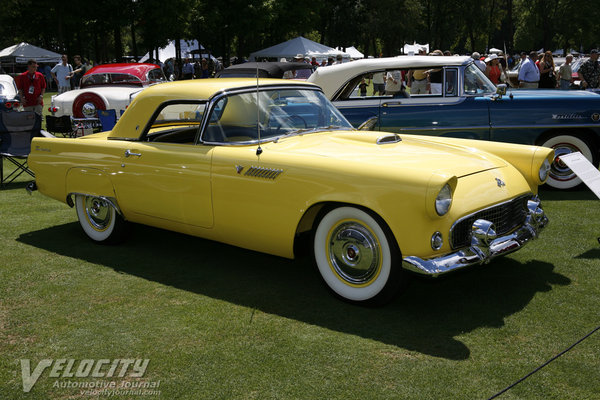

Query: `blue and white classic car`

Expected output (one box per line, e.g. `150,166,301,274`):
308,56,600,189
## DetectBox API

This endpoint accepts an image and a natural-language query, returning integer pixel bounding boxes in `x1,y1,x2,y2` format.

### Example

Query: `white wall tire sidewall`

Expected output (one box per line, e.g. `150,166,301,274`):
542,135,594,189
314,207,392,302
75,195,116,242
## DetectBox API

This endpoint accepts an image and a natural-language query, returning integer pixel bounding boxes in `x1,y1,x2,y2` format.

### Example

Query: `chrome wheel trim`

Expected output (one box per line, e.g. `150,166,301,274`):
328,221,381,285
84,196,112,231
82,102,97,117
551,144,580,181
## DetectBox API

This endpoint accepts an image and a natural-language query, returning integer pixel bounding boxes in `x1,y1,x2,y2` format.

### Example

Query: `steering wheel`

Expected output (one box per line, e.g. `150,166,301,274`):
274,114,308,134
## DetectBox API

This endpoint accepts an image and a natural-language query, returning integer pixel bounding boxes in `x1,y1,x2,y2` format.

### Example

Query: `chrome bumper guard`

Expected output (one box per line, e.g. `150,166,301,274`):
403,197,548,276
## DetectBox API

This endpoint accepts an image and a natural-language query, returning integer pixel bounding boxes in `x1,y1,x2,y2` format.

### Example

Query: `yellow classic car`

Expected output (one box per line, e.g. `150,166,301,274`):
28,79,553,304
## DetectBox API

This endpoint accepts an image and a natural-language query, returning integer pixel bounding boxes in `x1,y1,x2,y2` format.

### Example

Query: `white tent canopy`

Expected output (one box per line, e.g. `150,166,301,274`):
0,42,62,64
489,48,503,54
139,40,213,63
403,42,429,55
336,46,364,59
249,36,346,61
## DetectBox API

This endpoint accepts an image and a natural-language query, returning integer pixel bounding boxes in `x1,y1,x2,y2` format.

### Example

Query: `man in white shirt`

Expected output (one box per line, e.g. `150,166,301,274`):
518,51,540,88
385,70,403,95
51,54,73,93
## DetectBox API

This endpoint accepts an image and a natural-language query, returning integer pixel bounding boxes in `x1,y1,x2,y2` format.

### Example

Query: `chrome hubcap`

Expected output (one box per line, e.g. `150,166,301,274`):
551,145,579,181
82,102,97,117
328,222,380,285
85,197,111,230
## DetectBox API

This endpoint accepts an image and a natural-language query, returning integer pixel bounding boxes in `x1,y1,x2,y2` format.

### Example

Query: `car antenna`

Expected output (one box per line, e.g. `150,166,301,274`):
256,63,263,156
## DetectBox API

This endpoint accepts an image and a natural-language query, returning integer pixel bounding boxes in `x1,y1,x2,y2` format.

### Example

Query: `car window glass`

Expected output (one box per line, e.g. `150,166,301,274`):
0,83,5,96
81,73,143,88
445,68,458,97
203,88,353,143
345,70,411,99
145,102,206,144
463,64,496,95
148,68,167,83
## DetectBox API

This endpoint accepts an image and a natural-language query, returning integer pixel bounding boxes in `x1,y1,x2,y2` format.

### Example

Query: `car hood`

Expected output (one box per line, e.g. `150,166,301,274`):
268,130,506,178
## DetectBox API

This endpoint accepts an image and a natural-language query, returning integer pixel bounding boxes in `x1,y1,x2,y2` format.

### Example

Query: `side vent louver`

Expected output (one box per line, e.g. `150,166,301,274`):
244,166,283,180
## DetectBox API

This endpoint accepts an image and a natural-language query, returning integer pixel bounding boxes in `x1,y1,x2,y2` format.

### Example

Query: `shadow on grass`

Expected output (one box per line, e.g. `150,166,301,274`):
538,186,598,201
575,248,600,259
18,222,571,360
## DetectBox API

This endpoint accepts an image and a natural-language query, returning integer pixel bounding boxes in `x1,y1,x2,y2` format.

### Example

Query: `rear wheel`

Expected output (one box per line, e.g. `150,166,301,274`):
75,194,127,244
313,206,405,305
540,134,598,189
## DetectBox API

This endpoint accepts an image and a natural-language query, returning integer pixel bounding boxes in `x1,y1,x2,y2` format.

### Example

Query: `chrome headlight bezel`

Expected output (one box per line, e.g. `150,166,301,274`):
435,184,453,216
538,158,551,182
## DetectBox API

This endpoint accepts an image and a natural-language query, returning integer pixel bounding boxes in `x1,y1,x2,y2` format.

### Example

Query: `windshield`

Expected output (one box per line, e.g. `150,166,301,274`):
464,63,496,95
202,88,353,143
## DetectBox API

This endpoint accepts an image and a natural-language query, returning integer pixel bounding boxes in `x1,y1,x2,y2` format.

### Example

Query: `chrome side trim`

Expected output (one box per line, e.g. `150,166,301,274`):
66,192,123,216
402,196,547,276
388,123,600,133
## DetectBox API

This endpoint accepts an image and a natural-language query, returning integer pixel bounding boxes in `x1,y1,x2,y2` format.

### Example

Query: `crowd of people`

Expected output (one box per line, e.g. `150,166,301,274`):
473,49,600,90
11,47,600,117
13,54,92,115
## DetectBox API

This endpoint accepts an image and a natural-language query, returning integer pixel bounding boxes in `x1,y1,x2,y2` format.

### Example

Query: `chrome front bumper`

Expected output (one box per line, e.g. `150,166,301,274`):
403,197,548,276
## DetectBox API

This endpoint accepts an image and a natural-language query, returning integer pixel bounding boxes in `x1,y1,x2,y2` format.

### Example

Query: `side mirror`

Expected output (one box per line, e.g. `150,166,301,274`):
496,84,507,96
358,116,378,131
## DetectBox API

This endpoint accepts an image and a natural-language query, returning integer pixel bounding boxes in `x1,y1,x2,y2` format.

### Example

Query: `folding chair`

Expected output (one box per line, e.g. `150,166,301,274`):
0,111,41,188
97,109,117,132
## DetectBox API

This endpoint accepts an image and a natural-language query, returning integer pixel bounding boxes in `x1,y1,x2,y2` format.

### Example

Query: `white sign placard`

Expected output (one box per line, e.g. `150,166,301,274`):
559,152,600,199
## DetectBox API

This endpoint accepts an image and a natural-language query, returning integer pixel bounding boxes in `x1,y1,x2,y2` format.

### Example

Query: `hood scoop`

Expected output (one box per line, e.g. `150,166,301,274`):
376,134,402,145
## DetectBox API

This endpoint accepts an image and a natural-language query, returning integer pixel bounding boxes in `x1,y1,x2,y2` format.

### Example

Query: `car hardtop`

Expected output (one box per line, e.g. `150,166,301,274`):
81,63,165,88
107,78,322,141
309,55,472,97
216,62,314,78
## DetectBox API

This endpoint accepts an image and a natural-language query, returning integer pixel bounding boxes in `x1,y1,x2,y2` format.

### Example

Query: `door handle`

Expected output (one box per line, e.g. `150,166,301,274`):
382,101,403,107
125,149,141,157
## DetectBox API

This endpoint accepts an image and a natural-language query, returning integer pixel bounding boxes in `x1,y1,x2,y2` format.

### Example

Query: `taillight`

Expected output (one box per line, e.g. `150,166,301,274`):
5,102,13,109
48,106,58,113
13,101,19,108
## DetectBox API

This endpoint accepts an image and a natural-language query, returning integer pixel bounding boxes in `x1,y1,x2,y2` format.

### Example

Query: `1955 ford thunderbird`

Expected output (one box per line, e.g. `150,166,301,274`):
28,79,553,304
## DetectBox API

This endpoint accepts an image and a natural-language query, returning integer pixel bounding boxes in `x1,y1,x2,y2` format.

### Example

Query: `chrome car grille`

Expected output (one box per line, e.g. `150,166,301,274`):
450,194,532,249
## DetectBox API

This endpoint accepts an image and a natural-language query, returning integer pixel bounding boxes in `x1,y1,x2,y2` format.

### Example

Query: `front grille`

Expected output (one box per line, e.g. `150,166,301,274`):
450,194,532,249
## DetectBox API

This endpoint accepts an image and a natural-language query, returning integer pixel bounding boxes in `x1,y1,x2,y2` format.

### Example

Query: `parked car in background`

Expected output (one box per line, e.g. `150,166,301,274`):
308,56,600,189
0,74,20,111
46,63,166,132
216,61,314,79
29,78,553,304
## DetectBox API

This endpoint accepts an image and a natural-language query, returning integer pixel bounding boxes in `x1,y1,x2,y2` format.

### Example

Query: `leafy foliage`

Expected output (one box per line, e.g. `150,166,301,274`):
0,0,599,63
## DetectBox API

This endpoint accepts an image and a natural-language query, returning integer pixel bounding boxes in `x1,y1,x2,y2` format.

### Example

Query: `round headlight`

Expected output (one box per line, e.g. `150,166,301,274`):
539,159,551,182
435,184,453,216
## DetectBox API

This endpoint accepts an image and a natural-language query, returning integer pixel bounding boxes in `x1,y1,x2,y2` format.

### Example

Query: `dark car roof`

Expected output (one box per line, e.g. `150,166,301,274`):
216,62,313,78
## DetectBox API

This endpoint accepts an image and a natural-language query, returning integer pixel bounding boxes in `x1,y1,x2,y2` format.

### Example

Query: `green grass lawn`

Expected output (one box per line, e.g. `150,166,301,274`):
0,160,599,399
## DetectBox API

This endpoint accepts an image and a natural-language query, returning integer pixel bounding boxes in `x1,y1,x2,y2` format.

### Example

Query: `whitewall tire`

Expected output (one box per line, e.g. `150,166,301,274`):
541,134,597,189
75,194,127,243
313,206,404,304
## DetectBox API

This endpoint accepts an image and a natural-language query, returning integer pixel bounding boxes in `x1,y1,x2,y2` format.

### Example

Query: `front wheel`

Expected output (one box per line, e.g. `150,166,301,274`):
313,207,405,305
540,134,598,189
75,194,128,244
